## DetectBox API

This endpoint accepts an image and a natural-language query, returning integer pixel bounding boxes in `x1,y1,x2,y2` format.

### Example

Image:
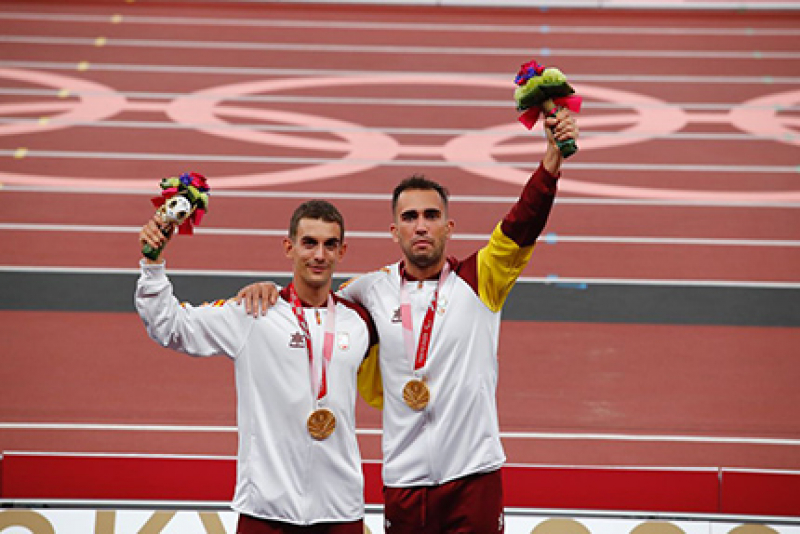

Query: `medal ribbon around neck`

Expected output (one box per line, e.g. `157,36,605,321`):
288,283,336,401
400,262,451,374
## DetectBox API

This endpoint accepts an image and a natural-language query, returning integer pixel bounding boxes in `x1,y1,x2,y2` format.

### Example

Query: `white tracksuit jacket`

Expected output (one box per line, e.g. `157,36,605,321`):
135,262,376,525
341,163,559,488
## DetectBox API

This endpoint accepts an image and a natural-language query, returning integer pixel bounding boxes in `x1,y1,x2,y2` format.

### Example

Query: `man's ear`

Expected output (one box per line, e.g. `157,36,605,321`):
337,241,348,261
445,218,455,239
282,237,294,258
390,223,399,243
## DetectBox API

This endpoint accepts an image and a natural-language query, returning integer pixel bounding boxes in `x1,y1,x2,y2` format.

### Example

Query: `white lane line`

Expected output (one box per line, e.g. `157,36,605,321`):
2,222,799,248
2,60,799,85
0,11,798,34
2,422,798,446
1,149,798,174
3,35,799,60
1,116,798,141
2,88,799,115
2,265,799,289
2,184,799,208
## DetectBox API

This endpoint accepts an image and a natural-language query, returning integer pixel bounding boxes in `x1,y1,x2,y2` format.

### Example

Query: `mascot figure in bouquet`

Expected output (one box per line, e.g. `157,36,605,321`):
141,172,210,260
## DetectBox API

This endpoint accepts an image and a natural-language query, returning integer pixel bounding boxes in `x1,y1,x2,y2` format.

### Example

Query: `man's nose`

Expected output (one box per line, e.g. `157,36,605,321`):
313,244,327,259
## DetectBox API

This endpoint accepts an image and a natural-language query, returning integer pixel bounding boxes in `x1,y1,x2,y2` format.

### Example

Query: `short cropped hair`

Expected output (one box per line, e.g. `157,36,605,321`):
391,174,450,214
289,199,345,241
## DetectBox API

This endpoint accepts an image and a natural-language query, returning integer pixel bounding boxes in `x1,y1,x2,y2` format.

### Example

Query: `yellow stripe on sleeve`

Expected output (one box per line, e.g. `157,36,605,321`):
357,344,383,410
476,223,535,313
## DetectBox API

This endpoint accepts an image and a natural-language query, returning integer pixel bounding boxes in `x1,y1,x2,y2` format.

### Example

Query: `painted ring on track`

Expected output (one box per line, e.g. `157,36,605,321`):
166,77,402,187
1,71,798,201
728,89,800,147
0,68,127,137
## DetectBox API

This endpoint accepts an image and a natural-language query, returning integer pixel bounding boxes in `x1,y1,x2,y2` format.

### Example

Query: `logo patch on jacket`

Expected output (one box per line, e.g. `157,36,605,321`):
437,295,448,315
289,331,306,349
337,332,350,350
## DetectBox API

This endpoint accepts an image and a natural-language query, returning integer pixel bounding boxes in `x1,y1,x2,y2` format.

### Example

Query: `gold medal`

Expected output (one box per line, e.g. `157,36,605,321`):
307,408,336,440
403,379,430,411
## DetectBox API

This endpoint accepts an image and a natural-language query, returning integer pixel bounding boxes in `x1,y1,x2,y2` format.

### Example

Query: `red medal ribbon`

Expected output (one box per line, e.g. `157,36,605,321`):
288,284,335,400
400,262,451,373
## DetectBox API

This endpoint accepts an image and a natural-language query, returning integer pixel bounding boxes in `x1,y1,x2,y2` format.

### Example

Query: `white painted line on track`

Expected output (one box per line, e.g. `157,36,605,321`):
1,11,798,34
1,88,797,114
1,116,798,140
2,265,798,289
2,422,799,447
3,35,799,60
2,60,799,85
1,149,797,174
2,222,799,248
2,184,799,208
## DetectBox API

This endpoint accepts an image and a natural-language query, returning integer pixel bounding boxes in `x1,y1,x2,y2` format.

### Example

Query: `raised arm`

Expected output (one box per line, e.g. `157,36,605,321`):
542,108,579,176
136,214,251,357
476,109,578,311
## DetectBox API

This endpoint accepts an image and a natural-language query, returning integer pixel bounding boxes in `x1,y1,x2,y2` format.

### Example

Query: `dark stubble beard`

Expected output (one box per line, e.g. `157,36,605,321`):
404,242,444,270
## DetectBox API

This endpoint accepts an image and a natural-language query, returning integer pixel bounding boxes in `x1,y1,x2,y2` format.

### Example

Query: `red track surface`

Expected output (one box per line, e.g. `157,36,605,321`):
1,0,799,512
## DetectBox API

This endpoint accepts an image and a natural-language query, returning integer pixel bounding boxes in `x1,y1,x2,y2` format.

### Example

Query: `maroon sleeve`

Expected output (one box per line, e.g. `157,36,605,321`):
499,162,559,247
452,253,480,298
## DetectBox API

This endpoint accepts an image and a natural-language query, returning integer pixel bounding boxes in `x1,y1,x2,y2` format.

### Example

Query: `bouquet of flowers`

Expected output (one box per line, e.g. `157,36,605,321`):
142,172,210,260
514,59,582,158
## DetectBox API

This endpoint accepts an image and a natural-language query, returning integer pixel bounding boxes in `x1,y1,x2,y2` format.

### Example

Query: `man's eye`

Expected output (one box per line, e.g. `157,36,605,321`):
401,212,417,222
424,210,441,220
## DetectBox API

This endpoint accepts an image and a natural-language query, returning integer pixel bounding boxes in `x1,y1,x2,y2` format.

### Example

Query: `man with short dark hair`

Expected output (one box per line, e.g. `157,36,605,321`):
136,199,377,534
237,109,578,533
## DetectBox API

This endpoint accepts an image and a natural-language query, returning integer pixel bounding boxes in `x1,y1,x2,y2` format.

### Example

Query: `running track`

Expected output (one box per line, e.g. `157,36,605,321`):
0,0,799,513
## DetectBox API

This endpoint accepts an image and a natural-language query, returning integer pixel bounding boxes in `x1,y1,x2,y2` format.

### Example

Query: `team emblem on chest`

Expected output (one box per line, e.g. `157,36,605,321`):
289,331,306,349
436,295,447,315
392,299,447,323
290,330,350,351
337,332,350,351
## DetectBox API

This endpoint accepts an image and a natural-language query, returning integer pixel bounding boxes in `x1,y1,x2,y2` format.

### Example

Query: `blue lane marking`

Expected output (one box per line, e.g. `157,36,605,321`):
545,274,588,290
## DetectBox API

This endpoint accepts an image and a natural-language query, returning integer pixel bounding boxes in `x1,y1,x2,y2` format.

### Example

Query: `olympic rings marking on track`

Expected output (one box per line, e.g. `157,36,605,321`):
0,68,131,188
0,69,798,201
165,77,400,188
0,68,127,136
728,88,800,147
442,83,692,197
